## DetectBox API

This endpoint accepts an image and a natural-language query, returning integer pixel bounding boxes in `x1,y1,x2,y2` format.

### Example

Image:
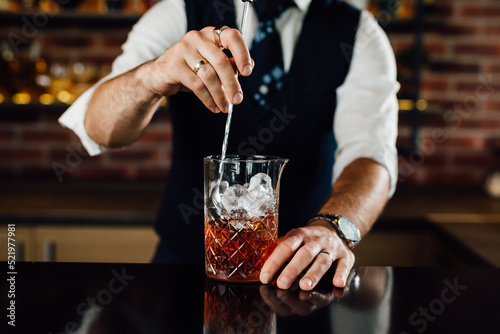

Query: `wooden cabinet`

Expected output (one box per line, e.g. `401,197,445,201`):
354,229,432,266
354,222,495,267
0,225,158,263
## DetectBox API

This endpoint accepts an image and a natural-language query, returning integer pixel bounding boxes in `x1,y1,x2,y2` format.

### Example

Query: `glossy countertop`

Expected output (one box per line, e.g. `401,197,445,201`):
5,262,500,333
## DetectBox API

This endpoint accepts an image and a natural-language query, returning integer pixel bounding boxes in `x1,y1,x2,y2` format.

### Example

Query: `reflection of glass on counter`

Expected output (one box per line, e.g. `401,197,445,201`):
204,280,276,334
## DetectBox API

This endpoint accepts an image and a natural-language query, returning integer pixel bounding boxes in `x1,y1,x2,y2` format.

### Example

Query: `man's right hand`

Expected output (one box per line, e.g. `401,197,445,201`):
140,26,253,114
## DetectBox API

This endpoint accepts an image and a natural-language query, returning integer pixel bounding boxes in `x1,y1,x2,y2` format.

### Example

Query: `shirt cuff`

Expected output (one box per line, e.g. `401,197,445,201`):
58,85,113,156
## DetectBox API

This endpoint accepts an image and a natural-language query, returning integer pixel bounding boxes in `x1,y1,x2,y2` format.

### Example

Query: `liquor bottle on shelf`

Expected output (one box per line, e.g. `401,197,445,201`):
397,0,415,19
19,0,38,12
9,42,49,105
0,42,14,103
38,0,61,13
49,62,73,104
123,0,148,14
370,0,415,19
78,0,107,13
0,0,12,11
70,62,97,97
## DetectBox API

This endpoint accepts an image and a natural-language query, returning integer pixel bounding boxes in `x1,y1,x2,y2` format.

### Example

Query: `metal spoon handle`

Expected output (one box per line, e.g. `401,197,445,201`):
220,0,251,161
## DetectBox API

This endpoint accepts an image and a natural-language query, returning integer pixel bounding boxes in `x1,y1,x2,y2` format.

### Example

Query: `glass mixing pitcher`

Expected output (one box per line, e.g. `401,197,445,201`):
204,155,288,282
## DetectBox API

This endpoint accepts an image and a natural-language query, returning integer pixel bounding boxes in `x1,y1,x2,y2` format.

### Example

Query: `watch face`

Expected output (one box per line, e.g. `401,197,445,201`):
338,216,361,242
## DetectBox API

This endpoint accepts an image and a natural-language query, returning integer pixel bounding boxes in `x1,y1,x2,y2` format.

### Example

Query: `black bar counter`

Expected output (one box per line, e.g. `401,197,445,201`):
4,262,500,333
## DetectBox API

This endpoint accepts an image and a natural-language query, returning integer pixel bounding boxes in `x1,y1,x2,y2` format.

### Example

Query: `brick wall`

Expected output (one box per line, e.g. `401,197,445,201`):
1,0,499,186
395,0,500,186
0,106,172,183
0,21,172,183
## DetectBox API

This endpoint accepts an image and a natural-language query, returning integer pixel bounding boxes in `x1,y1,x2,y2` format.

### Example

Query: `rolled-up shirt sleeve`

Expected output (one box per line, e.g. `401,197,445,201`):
58,0,187,156
333,10,399,197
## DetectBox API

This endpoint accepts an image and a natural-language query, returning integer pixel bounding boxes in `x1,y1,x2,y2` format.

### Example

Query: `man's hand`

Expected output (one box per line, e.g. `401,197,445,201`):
141,26,253,114
259,158,391,291
260,221,355,291
86,26,253,147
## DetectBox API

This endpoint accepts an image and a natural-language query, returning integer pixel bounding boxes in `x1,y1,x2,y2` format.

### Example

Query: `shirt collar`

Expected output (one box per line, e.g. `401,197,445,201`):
293,0,312,12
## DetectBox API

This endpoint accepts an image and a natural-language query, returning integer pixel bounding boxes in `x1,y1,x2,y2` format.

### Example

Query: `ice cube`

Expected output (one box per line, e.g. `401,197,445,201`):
241,189,274,217
240,173,275,217
248,173,273,194
221,184,248,212
229,219,254,231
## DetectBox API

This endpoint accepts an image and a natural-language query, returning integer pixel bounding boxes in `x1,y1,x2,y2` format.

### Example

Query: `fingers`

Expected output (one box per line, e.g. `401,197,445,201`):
184,52,229,113
199,27,250,103
207,26,253,76
299,252,334,291
260,234,302,286
189,27,251,109
332,256,354,288
221,29,253,76
195,42,243,108
153,27,252,113
277,243,322,290
175,62,219,113
261,224,356,292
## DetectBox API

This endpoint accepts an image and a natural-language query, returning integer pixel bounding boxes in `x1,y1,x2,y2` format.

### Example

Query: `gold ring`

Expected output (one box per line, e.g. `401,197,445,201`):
193,59,209,75
213,25,230,49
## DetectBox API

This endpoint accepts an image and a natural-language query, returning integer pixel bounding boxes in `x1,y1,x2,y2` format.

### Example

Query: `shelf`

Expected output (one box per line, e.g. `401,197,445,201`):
1,11,443,30
381,19,442,33
380,18,416,30
0,103,68,122
0,102,168,122
398,109,440,117
0,11,141,27
0,102,68,112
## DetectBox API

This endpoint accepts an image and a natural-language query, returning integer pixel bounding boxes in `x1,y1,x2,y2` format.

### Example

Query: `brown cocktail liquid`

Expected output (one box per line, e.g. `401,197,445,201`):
205,213,277,282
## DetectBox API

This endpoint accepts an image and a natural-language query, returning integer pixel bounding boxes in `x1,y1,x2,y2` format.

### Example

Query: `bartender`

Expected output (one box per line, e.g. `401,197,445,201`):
59,0,399,291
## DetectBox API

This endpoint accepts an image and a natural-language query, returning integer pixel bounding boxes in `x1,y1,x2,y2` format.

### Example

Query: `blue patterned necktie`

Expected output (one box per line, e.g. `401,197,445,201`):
248,0,296,111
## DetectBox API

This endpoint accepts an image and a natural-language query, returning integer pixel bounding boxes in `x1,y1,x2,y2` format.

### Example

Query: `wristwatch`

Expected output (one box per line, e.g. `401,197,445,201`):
308,213,361,250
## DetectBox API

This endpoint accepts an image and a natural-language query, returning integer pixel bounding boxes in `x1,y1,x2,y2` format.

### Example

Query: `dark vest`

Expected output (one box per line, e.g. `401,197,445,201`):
154,0,360,263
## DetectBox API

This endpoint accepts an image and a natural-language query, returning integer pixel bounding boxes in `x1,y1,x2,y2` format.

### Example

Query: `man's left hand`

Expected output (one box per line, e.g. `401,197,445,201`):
260,221,355,291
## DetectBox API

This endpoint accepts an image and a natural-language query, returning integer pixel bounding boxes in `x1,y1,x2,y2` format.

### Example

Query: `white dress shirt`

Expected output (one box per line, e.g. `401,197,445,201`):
59,0,399,196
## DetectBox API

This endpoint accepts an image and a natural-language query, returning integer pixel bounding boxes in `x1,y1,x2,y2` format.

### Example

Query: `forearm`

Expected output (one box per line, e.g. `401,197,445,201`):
84,60,163,148
312,158,391,237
